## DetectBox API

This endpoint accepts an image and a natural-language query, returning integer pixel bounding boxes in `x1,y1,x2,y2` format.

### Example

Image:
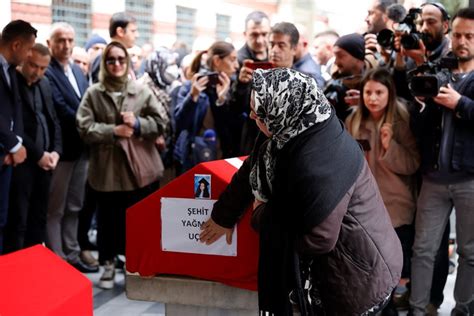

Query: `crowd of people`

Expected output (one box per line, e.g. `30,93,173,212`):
0,2,473,315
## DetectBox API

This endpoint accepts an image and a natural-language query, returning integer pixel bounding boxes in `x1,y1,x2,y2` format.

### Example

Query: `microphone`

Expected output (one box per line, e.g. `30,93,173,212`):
387,4,407,23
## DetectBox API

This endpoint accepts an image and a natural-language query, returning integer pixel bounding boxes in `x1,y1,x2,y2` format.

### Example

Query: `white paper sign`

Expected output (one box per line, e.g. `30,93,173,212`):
161,197,237,256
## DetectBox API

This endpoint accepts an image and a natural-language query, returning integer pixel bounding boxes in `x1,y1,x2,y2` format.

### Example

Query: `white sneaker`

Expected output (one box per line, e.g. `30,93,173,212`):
98,261,115,289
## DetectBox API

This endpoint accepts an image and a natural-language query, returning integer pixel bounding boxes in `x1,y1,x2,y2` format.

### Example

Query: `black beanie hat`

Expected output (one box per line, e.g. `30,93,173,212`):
334,33,365,61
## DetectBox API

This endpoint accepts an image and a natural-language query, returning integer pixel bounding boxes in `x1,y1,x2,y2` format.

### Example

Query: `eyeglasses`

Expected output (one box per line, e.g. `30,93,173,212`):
105,57,127,66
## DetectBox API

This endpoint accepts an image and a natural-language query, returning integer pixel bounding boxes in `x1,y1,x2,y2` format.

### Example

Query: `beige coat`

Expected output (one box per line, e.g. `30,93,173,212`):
76,80,168,192
345,114,420,227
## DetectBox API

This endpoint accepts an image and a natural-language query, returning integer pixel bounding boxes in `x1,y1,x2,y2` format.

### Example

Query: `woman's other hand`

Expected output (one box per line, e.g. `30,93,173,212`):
200,218,234,245
380,123,393,150
114,124,134,138
191,73,209,102
121,111,136,128
216,72,231,105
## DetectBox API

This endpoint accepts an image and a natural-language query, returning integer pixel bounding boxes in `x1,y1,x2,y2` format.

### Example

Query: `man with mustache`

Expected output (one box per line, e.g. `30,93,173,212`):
392,7,453,311
393,2,451,100
408,7,474,316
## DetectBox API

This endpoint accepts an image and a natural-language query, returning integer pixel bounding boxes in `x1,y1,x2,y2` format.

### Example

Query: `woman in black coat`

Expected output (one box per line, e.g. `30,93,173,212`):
200,68,402,315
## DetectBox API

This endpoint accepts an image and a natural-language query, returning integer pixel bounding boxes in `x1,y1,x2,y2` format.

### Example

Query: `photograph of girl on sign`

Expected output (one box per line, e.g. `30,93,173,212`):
194,175,211,199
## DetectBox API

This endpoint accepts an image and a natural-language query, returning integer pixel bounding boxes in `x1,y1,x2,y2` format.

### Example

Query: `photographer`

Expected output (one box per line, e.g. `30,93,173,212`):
324,33,378,121
409,8,474,316
393,2,451,100
364,0,396,64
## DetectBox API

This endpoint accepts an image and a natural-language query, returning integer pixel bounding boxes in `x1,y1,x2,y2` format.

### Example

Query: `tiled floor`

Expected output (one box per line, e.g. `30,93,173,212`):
85,261,457,316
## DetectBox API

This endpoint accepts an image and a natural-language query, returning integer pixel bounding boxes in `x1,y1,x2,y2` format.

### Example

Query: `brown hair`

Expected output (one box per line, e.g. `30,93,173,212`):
189,41,235,76
31,43,50,56
347,67,409,138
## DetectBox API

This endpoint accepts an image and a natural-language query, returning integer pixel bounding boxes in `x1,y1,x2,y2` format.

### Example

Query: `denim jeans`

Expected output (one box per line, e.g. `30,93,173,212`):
410,177,474,314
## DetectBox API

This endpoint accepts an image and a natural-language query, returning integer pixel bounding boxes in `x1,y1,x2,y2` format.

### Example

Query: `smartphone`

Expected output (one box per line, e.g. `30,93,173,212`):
357,139,371,151
245,61,275,70
197,72,220,88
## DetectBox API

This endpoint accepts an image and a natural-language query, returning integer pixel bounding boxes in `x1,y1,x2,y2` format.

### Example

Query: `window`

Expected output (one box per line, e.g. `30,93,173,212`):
176,6,196,49
216,14,231,41
125,0,154,46
52,0,91,47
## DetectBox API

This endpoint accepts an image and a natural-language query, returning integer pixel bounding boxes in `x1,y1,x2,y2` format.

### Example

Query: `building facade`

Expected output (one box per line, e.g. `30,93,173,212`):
4,0,281,50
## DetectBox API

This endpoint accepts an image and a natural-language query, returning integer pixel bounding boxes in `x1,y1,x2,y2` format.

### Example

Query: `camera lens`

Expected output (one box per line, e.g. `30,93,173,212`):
401,33,421,50
377,29,394,49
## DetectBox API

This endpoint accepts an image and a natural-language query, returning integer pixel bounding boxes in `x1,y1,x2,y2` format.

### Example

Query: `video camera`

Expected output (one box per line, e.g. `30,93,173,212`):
408,57,458,97
377,8,423,50
324,80,348,108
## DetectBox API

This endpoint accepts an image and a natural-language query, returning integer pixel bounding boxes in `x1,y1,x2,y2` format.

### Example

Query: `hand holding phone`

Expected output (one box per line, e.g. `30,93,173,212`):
244,61,275,70
197,72,220,88
357,139,371,151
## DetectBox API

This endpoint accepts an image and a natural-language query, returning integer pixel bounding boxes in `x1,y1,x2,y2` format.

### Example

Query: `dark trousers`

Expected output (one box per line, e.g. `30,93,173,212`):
4,162,52,253
0,165,12,254
430,221,450,307
78,182,97,250
96,181,159,264
397,219,450,307
395,224,415,279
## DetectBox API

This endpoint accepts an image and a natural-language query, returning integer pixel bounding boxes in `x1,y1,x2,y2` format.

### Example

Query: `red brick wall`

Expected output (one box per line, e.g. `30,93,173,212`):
11,2,51,24
92,13,111,30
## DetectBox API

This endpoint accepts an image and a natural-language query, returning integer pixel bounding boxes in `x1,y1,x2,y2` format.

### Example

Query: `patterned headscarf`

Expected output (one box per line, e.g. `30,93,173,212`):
250,68,332,202
144,47,177,89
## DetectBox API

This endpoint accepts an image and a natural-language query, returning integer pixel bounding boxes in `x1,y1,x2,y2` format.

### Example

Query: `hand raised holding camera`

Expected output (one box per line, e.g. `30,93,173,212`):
191,73,209,102
401,39,427,66
433,84,461,110
364,33,378,53
216,72,231,105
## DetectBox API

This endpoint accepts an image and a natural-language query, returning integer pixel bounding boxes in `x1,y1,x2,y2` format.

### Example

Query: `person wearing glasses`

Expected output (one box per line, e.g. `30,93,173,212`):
76,41,168,289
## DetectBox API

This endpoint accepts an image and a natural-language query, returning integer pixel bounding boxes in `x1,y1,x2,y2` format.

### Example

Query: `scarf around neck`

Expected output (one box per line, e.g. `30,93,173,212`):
99,42,130,92
249,68,332,202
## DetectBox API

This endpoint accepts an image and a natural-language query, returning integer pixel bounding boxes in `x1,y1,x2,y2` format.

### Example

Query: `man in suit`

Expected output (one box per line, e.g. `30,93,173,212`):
0,20,37,254
44,22,97,273
4,43,62,253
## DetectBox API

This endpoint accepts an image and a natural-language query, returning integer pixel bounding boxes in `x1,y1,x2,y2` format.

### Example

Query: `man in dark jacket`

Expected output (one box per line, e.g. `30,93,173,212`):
0,20,36,254
44,22,96,273
409,8,474,316
4,43,62,253
230,11,271,155
392,3,453,313
233,22,300,155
